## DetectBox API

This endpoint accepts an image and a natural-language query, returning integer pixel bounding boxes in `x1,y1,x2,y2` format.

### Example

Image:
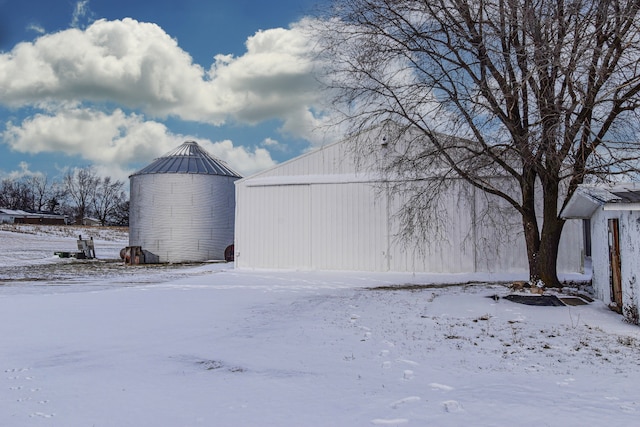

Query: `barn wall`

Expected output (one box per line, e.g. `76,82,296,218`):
385,179,476,273
236,175,584,273
130,173,237,263
235,139,584,274
309,182,383,271
235,181,389,271
235,184,311,269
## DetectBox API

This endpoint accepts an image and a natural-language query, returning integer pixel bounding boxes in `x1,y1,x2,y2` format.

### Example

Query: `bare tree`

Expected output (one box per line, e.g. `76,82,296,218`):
64,166,99,224
27,174,54,212
317,0,640,285
92,176,125,226
110,199,129,226
0,178,33,210
45,180,68,214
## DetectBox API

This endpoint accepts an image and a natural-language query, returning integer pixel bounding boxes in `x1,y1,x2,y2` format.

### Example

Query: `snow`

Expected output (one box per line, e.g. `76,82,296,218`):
1,225,639,426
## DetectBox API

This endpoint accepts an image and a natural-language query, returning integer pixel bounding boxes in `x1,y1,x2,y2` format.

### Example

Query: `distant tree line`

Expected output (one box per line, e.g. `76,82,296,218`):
0,166,129,226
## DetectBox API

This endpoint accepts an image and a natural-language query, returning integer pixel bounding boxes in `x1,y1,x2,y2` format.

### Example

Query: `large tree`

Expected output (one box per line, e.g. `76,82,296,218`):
317,0,640,285
64,166,100,224
92,176,126,226
0,178,32,210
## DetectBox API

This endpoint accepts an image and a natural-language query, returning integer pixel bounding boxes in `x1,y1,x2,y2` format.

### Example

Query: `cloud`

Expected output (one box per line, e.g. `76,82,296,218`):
0,19,210,119
0,17,325,137
26,23,46,35
208,23,322,125
2,161,45,181
261,137,287,152
71,0,93,29
2,106,277,180
201,140,276,177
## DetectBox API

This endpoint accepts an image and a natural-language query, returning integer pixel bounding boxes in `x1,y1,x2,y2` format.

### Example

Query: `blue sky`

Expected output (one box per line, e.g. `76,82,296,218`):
0,0,331,182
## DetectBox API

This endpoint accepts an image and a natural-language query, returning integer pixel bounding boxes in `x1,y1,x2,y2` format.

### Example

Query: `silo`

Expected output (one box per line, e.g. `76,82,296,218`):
129,141,241,263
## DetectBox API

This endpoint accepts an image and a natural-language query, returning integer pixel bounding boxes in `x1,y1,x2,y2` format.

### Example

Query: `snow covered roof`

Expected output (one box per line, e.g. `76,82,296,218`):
0,209,64,219
130,141,241,178
561,183,640,218
0,209,27,216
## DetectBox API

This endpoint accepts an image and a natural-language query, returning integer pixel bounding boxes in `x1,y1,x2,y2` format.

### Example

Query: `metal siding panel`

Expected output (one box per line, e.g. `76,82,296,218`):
590,208,611,301
236,184,261,268
129,174,237,263
236,185,311,269
236,146,582,274
275,185,311,268
309,183,387,271
557,219,583,273
310,184,332,270
387,181,478,273
473,182,528,273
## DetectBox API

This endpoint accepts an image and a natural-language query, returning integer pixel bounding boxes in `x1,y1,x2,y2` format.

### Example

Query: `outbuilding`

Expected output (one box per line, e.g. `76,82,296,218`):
562,183,640,322
129,141,241,263
0,209,66,225
234,138,583,275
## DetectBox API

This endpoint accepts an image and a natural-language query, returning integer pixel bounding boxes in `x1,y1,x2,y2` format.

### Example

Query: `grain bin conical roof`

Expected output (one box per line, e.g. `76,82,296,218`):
130,141,241,178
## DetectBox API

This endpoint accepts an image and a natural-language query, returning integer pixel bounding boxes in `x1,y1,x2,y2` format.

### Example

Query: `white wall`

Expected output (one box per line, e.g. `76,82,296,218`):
235,140,583,274
235,180,388,270
590,207,640,314
591,208,613,302
130,173,237,263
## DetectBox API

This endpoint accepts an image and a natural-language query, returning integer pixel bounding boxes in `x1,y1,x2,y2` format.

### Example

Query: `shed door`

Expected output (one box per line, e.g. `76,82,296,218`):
608,218,622,310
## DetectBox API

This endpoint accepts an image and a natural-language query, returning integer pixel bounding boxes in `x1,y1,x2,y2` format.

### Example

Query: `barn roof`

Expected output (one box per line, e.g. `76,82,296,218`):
130,141,241,178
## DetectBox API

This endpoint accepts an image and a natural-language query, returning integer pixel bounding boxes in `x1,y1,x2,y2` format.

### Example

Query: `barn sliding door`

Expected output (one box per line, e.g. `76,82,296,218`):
608,218,622,310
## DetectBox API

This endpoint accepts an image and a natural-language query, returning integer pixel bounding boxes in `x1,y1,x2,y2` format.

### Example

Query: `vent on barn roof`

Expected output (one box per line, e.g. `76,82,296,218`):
130,141,240,177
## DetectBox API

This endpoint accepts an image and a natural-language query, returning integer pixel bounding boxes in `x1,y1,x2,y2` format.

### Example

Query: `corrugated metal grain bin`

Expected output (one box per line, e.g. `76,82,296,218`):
129,141,241,263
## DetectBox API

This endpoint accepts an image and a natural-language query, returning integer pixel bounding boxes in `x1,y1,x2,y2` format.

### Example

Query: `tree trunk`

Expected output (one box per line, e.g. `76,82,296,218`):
521,169,541,282
536,180,564,287
523,177,564,287
521,207,541,283
520,172,565,287
537,217,564,287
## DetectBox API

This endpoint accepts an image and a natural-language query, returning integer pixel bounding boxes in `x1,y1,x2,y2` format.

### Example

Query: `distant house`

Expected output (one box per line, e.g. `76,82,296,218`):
82,217,102,226
562,183,640,321
0,209,67,225
235,137,584,275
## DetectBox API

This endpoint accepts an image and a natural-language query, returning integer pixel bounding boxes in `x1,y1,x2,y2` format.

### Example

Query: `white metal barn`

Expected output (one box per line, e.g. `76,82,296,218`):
129,141,241,263
562,183,640,319
234,139,583,274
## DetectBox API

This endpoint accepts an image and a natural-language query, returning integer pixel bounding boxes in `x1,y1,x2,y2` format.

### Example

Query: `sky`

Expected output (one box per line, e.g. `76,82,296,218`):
0,0,331,182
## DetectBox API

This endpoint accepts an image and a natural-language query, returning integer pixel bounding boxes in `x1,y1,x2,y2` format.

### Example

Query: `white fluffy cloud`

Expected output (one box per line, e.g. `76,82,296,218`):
0,17,333,179
2,106,276,180
0,18,322,128
2,161,44,181
208,24,321,125
0,19,214,120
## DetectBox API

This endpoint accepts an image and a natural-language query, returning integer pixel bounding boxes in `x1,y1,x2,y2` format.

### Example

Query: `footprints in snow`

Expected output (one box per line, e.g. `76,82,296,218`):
5,367,55,419
390,396,421,409
347,311,462,422
429,382,454,391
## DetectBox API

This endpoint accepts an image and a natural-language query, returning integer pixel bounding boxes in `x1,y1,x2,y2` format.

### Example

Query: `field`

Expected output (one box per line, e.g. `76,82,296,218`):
1,225,639,426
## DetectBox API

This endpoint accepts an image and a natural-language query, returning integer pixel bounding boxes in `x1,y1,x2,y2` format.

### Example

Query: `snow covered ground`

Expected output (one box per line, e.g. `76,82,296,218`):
1,225,639,426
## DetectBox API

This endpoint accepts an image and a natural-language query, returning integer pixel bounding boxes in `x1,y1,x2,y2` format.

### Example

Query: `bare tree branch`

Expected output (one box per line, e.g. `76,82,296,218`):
316,0,640,285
